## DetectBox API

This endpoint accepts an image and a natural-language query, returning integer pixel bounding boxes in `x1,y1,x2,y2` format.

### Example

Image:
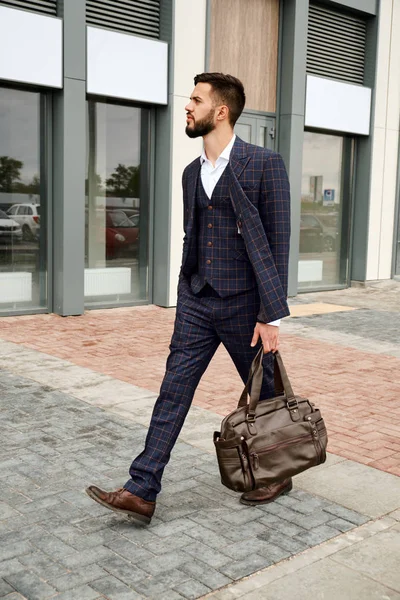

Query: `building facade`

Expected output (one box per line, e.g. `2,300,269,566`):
0,0,398,317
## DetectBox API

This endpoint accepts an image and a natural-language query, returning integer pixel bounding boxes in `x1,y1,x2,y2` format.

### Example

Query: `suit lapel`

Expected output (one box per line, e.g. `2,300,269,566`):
185,159,201,239
229,137,250,180
228,137,252,219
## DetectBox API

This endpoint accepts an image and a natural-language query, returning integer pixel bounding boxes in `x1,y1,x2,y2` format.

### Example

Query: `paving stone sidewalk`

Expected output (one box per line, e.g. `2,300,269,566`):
1,285,400,475
0,370,369,600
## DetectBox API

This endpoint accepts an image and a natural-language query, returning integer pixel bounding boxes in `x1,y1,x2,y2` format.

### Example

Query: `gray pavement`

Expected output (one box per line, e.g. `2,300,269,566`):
0,367,370,600
1,279,400,599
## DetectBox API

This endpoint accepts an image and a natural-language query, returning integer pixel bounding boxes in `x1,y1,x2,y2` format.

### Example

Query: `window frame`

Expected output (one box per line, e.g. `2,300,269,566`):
84,95,155,310
0,83,53,316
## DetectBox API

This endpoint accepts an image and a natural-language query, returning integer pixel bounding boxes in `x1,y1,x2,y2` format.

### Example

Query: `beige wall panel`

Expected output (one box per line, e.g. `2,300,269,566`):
209,0,279,113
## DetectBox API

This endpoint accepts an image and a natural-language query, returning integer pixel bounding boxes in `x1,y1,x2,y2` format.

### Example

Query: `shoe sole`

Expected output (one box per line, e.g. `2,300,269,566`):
239,482,293,506
85,487,151,525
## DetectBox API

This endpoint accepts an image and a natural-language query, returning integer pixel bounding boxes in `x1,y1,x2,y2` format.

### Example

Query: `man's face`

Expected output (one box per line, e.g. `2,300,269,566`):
185,83,217,138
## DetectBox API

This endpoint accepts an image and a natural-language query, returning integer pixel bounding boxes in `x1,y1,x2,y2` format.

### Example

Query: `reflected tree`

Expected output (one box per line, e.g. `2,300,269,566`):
14,174,40,194
0,156,23,192
85,173,103,196
106,164,140,198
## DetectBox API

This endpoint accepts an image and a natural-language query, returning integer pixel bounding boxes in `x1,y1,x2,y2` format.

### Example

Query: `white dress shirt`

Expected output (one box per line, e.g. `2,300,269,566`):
200,135,281,327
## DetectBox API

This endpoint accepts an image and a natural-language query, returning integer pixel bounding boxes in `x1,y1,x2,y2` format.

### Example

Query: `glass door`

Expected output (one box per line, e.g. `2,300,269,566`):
85,100,151,306
298,131,354,290
235,113,276,150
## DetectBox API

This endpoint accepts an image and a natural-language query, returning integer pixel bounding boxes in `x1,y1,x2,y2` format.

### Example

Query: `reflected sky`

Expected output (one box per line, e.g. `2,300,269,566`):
87,102,141,183
0,88,40,183
0,89,144,188
301,132,343,200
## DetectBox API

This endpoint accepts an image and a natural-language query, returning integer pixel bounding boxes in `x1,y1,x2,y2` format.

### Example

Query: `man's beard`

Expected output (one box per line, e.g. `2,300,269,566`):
185,109,216,138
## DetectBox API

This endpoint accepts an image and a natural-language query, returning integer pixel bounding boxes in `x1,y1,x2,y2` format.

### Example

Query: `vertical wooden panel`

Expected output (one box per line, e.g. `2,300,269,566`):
209,0,279,113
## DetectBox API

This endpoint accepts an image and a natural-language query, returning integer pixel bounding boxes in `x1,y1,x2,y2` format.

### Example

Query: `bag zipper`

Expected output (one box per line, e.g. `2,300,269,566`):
250,433,311,471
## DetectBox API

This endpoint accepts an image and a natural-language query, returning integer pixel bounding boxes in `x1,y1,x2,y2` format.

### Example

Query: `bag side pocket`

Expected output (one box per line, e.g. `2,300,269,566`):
214,432,253,492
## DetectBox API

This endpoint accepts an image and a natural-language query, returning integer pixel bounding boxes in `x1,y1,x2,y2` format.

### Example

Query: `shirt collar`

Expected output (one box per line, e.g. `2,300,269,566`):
200,134,236,165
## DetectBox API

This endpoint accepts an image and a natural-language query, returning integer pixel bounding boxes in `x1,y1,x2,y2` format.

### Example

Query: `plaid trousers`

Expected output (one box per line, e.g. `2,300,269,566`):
124,280,275,501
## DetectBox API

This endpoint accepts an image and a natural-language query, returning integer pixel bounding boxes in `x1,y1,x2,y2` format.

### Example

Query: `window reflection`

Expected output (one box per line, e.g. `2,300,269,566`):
85,101,149,304
298,132,351,290
0,87,47,309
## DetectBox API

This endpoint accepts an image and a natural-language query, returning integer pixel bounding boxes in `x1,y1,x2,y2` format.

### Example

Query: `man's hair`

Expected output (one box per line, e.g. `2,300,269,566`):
194,72,246,126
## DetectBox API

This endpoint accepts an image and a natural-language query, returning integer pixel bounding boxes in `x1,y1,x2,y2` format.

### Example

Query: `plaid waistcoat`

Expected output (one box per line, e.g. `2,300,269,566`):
181,137,291,322
190,166,256,296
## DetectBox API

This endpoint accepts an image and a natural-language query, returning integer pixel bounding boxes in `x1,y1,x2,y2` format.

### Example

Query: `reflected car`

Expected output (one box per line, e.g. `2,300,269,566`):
7,203,40,240
0,209,22,243
316,214,339,252
300,214,324,253
105,210,139,258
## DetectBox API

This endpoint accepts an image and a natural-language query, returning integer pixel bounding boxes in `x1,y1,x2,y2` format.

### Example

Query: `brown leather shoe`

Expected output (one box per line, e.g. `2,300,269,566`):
240,478,293,506
86,486,155,524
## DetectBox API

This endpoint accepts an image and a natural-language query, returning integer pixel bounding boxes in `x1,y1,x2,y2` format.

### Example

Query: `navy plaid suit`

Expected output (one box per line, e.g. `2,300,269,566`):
124,137,291,501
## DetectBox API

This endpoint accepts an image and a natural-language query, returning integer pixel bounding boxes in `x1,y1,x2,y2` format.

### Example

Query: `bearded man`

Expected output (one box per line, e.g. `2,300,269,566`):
86,73,291,524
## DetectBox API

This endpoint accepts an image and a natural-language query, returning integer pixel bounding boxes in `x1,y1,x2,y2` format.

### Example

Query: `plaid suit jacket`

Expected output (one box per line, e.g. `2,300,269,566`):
180,136,291,323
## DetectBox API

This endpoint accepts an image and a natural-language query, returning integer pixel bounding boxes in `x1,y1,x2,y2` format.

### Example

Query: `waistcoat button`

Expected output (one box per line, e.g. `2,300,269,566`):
207,241,212,247
208,205,213,210
207,223,213,228
206,259,212,265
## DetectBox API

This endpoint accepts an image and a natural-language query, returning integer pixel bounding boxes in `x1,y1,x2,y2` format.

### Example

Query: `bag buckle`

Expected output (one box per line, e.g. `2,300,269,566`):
246,412,256,423
286,398,299,411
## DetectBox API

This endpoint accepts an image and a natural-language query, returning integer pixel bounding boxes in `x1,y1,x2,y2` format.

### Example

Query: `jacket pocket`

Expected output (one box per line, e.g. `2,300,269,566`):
241,183,259,192
234,249,250,262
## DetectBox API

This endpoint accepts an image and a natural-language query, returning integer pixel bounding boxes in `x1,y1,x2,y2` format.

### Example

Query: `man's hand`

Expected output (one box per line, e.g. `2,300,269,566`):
251,323,279,353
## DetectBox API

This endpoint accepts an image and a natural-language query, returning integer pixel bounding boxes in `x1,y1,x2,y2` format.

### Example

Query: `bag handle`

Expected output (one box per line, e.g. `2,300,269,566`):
237,349,296,418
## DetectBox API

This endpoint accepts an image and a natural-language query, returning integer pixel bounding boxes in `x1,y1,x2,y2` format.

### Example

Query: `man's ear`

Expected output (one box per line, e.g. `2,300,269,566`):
217,105,229,121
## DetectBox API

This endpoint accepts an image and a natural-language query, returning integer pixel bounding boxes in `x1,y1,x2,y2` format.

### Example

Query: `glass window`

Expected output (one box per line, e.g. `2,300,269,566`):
298,132,353,290
0,87,48,311
85,100,150,305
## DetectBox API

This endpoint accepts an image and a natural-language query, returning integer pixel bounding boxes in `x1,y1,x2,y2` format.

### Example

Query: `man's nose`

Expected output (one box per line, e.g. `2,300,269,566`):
185,101,193,112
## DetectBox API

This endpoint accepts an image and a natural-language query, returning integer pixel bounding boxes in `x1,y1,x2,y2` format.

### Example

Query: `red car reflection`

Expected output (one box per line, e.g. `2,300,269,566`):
106,210,139,258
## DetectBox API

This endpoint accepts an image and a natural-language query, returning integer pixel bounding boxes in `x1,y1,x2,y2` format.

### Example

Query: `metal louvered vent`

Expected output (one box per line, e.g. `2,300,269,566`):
307,3,366,85
0,0,56,15
86,1,160,39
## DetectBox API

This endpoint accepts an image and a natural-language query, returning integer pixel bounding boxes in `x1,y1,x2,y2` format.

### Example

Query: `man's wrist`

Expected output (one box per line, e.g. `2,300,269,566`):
257,319,281,327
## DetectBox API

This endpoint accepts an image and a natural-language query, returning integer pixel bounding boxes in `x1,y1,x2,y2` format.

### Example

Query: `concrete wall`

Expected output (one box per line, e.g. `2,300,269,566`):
165,0,207,306
366,0,400,281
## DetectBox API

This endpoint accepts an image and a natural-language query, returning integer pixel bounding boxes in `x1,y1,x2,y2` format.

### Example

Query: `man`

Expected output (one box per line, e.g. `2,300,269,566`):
87,73,291,524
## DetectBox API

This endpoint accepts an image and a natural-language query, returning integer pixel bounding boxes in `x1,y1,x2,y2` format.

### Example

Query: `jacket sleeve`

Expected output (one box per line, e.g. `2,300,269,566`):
257,152,291,323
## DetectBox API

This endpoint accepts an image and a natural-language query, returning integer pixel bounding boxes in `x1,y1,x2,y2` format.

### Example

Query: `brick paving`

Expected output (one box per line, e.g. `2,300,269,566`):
0,370,369,600
1,302,400,476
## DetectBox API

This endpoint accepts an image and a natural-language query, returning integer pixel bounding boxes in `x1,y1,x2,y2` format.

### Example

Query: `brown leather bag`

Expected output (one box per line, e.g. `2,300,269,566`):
214,348,328,493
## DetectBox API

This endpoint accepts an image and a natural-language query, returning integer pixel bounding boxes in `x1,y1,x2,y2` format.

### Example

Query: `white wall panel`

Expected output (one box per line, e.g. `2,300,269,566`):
378,129,398,278
174,0,209,98
305,75,371,135
366,128,386,281
373,0,392,129
167,0,207,305
366,0,400,281
0,6,62,88
87,26,168,105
